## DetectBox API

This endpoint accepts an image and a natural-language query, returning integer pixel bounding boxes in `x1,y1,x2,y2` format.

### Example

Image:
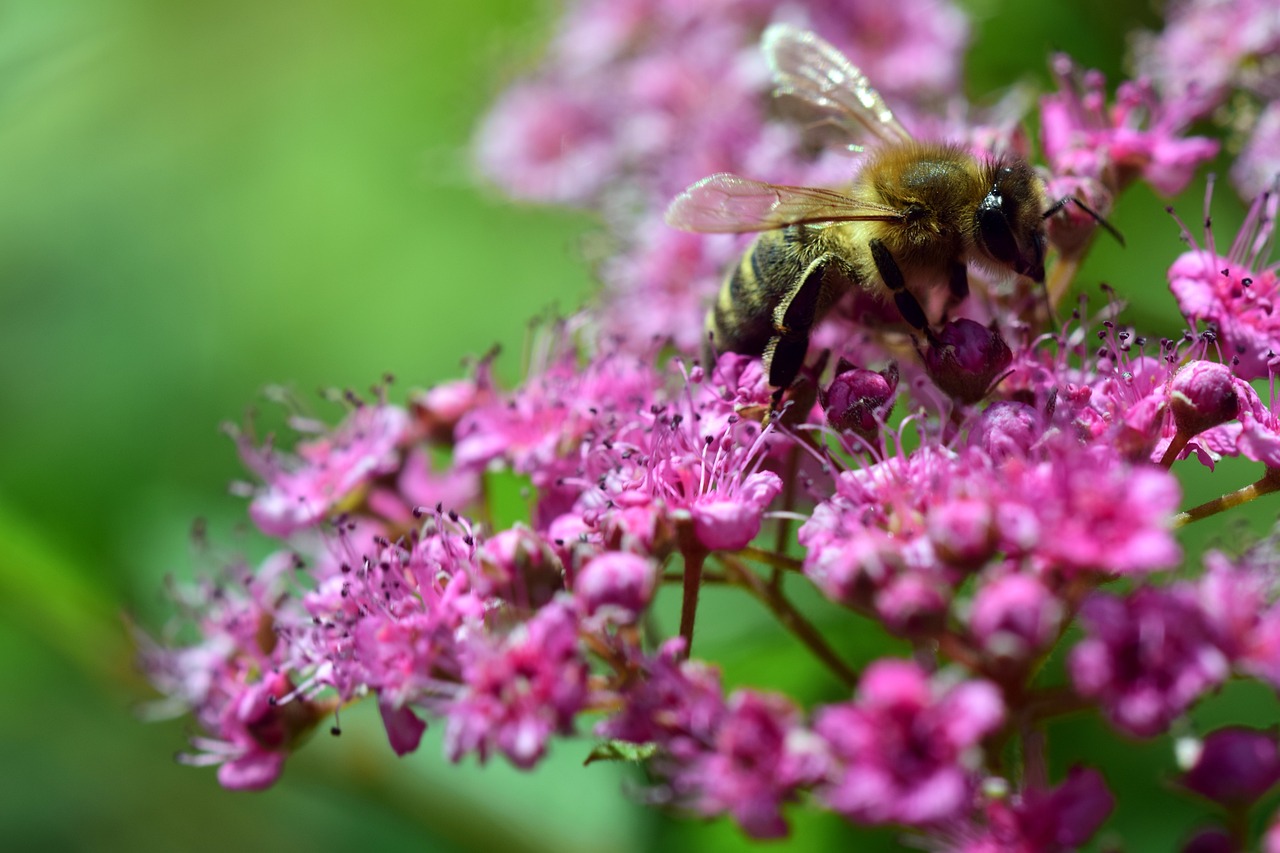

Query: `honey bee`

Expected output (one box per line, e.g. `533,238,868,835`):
666,24,1056,393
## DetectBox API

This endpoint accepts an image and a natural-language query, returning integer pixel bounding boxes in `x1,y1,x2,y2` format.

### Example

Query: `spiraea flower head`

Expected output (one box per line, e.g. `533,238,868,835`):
1070,585,1230,737
1169,181,1280,379
815,660,1003,826
1040,54,1218,195
138,2,1280,849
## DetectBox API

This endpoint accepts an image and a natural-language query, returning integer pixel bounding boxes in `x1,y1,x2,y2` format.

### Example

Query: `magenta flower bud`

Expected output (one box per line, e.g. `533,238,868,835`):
477,525,562,607
412,378,484,443
920,319,1012,404
927,498,996,570
1181,727,1280,807
970,573,1062,663
1170,361,1240,437
1181,829,1236,853
874,574,949,637
968,401,1040,460
820,359,899,442
574,551,657,626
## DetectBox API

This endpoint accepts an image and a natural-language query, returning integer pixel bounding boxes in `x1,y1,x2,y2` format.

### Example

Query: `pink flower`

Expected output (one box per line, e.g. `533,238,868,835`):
952,766,1114,852
1040,55,1217,195
1132,0,1280,126
598,638,726,761
1070,587,1229,737
680,691,827,839
473,80,621,204
815,660,1003,826
444,600,589,769
1234,101,1280,200
235,404,409,537
1168,182,1280,379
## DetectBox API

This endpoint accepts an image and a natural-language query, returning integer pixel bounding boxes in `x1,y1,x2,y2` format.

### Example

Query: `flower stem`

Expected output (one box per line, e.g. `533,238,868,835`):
678,545,707,659
1172,468,1280,527
718,554,858,688
1158,431,1191,468
773,445,801,553
737,545,804,573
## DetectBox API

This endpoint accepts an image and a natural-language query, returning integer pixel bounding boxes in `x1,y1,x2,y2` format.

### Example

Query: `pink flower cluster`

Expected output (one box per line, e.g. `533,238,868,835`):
140,1,1280,849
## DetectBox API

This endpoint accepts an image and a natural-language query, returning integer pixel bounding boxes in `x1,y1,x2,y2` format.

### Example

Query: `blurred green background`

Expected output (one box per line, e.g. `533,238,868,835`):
2,1,1277,850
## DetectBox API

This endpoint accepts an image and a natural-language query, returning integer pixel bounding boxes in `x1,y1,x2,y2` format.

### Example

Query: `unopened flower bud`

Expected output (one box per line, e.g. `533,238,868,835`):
920,320,1012,404
1043,175,1115,256
927,499,996,570
412,379,485,444
820,359,898,442
1170,360,1239,437
968,401,1040,460
574,551,657,626
1181,727,1280,807
478,525,563,607
970,573,1062,664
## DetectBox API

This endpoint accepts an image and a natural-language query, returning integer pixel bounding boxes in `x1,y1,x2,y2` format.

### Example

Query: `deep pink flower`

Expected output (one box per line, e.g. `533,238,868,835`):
598,638,726,761
445,600,589,769
1070,587,1229,737
815,660,1003,826
680,691,827,839
1040,55,1217,195
821,359,899,444
235,404,409,537
1169,184,1280,379
919,319,1013,405
1169,360,1240,437
948,766,1114,852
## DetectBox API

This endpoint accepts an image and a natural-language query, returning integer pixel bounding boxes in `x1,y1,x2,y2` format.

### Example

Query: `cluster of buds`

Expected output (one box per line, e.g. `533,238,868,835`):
139,1,1280,849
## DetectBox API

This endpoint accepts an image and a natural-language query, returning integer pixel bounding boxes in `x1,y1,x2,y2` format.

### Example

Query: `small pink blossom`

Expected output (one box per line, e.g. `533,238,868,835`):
1040,55,1217,195
444,600,589,769
815,660,1004,826
235,404,409,537
680,691,827,839
1168,182,1280,379
1070,587,1229,737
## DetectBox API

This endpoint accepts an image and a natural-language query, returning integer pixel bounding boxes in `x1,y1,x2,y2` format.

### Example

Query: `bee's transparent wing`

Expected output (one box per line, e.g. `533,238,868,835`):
665,173,902,233
762,23,913,149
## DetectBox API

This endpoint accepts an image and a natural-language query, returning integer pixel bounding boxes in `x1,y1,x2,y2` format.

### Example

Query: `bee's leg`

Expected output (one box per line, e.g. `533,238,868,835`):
869,237,927,331
764,256,828,393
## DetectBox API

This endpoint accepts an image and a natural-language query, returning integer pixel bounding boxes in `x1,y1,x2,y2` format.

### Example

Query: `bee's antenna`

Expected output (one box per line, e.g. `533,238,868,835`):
1044,196,1126,247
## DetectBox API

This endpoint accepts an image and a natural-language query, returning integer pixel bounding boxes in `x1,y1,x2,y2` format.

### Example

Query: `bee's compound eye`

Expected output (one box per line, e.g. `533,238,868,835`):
977,200,1019,267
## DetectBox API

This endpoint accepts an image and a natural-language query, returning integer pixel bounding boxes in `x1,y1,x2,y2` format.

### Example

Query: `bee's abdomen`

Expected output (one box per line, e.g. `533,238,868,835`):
708,229,810,357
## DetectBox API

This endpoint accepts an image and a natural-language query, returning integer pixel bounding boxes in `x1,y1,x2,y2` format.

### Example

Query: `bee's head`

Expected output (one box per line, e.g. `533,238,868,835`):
974,161,1047,283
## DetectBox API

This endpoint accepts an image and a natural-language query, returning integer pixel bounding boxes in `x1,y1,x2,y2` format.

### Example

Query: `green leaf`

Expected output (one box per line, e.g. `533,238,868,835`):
584,740,658,766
